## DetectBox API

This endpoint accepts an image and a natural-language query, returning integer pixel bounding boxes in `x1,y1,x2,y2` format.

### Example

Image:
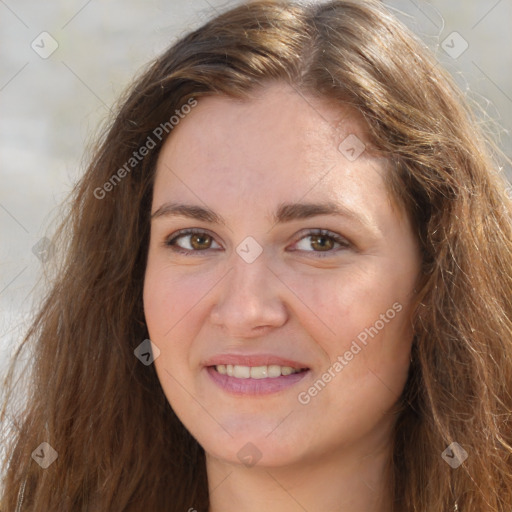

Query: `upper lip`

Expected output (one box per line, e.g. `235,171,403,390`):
204,353,310,369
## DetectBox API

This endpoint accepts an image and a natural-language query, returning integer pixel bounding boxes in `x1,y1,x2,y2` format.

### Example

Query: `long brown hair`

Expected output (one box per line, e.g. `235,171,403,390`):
2,1,511,510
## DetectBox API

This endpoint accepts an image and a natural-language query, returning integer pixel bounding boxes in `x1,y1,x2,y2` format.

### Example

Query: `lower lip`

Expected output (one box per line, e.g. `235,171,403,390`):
206,366,310,396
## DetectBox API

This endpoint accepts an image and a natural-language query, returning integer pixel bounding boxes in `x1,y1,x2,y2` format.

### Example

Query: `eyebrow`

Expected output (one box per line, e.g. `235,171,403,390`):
151,201,370,228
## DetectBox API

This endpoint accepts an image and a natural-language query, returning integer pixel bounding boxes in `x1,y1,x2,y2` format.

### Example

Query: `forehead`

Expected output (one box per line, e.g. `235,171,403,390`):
163,84,371,157
152,83,394,223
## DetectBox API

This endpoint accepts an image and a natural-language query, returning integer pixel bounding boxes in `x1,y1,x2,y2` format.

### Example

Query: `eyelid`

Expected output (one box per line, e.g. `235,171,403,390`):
164,227,222,253
163,227,352,256
291,228,351,251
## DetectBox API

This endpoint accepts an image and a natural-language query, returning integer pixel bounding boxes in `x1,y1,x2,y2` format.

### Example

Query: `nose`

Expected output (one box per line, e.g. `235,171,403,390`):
209,251,288,337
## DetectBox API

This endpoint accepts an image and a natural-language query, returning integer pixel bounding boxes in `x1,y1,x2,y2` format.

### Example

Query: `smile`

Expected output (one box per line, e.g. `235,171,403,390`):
214,364,305,379
206,364,310,396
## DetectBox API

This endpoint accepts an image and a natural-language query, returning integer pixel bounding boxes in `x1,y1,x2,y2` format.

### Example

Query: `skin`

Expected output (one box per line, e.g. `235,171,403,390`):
143,82,422,512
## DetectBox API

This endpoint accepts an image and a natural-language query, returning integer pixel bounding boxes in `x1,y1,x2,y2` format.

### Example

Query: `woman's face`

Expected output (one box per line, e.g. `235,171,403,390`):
143,83,421,468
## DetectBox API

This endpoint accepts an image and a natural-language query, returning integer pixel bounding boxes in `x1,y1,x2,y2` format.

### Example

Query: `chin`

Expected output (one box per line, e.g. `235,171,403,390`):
200,429,308,469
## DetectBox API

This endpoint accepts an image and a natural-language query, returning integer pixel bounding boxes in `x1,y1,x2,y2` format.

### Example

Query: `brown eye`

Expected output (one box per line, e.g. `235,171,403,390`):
292,229,350,255
309,234,335,251
188,233,212,250
165,229,221,255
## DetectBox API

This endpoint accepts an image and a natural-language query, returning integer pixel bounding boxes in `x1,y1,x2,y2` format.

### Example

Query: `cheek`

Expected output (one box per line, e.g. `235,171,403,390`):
143,265,200,411
285,264,409,339
143,261,221,405
287,265,414,391
143,260,214,339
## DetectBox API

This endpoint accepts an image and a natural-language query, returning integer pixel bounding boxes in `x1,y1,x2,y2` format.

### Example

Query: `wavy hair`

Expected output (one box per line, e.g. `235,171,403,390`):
1,0,511,510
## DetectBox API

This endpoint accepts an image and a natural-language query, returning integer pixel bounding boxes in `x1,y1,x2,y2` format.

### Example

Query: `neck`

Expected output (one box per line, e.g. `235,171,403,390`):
206,435,393,512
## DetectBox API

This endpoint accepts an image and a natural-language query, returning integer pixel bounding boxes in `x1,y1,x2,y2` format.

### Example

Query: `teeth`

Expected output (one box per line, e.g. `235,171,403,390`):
233,365,251,378
267,365,282,378
251,366,267,379
215,364,303,378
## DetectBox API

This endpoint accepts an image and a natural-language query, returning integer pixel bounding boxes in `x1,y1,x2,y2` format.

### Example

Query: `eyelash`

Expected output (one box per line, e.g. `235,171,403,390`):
163,228,351,257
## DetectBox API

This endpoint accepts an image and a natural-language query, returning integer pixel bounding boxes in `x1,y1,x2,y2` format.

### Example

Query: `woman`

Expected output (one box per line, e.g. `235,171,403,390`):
1,0,511,510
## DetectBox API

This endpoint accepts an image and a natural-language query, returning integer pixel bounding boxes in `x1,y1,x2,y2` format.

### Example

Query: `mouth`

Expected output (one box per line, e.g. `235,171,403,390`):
212,364,308,379
205,361,311,396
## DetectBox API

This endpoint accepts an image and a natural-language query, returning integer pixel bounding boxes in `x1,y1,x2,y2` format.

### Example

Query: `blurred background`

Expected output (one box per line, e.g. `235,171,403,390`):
1,0,511,384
